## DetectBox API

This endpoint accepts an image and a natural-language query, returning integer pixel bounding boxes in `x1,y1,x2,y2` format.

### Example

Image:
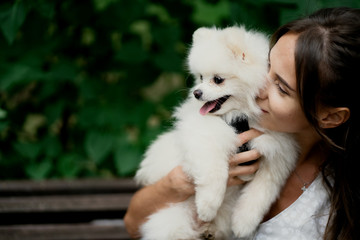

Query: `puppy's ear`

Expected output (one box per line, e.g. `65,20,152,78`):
192,27,215,43
227,43,249,64
223,27,250,64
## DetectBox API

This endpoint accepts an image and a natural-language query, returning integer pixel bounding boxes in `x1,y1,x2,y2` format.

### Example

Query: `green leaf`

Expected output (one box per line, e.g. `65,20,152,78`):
33,0,55,19
0,64,31,91
116,41,148,64
44,101,65,124
191,0,230,25
0,108,7,119
48,61,78,81
57,154,83,178
42,136,62,158
92,0,119,11
152,25,180,47
114,143,142,176
0,1,28,44
13,142,42,160
85,131,114,164
25,159,52,180
153,51,182,72
0,121,9,133
126,101,156,127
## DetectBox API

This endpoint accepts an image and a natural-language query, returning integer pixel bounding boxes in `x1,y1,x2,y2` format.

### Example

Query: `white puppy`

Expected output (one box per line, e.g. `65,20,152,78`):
135,26,298,240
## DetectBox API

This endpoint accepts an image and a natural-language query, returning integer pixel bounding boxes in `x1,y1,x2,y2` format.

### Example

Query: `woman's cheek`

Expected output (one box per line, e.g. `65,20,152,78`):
266,99,299,131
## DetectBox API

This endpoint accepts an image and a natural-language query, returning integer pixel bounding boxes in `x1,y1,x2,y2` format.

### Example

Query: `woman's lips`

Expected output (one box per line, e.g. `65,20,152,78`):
261,109,269,113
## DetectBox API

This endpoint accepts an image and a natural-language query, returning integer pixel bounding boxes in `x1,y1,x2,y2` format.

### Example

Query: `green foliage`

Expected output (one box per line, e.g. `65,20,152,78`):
0,0,359,179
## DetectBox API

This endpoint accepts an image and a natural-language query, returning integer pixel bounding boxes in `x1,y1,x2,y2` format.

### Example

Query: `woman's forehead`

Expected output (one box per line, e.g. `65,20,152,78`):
269,33,298,89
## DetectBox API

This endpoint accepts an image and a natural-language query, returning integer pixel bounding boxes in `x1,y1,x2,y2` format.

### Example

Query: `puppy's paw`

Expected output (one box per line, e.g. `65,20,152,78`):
199,221,218,240
197,202,218,222
196,194,223,222
200,230,215,240
231,210,259,238
195,186,225,222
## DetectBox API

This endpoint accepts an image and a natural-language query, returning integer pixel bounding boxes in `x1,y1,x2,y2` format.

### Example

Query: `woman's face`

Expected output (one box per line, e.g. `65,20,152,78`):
256,33,312,133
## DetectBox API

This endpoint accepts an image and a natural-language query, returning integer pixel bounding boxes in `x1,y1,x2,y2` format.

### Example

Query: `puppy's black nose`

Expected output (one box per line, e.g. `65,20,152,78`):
193,89,203,99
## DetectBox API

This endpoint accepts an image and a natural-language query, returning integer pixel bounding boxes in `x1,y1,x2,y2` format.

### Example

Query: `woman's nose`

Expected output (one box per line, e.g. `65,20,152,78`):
257,77,269,99
258,87,267,99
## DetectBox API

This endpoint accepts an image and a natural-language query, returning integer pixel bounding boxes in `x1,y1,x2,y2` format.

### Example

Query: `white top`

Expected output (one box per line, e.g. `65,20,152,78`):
233,174,331,240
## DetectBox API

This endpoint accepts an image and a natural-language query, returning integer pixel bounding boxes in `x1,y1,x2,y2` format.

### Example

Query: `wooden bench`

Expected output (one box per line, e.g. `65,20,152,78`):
0,178,138,240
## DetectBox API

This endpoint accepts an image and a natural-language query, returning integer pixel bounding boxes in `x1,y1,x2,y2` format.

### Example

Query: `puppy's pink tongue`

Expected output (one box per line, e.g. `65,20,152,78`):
200,101,216,115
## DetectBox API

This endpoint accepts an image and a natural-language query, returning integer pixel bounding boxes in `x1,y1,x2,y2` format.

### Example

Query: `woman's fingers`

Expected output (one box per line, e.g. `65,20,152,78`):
228,137,262,187
229,149,261,166
237,128,263,145
227,160,260,187
229,159,260,178
227,176,246,186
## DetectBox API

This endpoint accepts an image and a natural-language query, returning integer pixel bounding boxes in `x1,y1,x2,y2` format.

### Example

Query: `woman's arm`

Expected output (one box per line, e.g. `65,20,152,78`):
124,128,263,238
124,166,195,238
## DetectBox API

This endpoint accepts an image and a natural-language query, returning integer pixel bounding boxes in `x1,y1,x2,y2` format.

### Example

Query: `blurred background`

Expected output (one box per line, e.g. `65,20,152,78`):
0,0,359,180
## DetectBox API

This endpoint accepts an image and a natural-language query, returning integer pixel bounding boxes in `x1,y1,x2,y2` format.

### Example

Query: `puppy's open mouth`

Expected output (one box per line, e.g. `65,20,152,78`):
199,95,230,115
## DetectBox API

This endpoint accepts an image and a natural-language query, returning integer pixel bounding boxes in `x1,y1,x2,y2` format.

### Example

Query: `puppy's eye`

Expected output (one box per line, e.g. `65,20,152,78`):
200,74,203,81
214,75,224,84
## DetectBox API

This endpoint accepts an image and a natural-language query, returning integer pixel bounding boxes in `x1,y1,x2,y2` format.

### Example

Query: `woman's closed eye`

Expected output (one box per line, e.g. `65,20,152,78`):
274,79,289,95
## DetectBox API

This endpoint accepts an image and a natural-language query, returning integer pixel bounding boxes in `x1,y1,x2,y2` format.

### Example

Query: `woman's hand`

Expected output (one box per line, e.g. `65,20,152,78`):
228,128,263,186
124,166,195,238
164,166,195,201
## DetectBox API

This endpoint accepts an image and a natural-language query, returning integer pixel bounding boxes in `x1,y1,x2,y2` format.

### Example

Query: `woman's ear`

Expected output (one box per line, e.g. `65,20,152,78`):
318,107,350,129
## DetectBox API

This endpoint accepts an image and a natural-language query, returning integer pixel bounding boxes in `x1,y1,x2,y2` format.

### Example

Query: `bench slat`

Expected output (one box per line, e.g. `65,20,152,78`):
0,178,138,195
0,222,130,240
0,193,133,212
0,178,136,239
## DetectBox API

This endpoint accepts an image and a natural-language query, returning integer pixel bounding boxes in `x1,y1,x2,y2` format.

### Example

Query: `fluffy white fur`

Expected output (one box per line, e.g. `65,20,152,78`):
135,26,298,240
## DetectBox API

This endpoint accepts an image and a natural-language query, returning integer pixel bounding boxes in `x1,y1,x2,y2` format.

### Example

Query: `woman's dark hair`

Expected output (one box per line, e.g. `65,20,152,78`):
270,7,360,240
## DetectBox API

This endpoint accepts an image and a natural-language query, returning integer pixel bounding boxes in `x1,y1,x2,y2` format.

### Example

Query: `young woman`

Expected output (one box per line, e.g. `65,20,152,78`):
124,7,360,239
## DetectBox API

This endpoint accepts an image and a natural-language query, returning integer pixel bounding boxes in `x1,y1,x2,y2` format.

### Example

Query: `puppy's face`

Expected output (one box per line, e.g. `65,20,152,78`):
191,72,243,116
187,26,269,117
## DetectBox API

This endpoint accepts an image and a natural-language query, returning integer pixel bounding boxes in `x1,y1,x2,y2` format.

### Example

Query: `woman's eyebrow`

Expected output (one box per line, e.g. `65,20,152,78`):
275,73,295,91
